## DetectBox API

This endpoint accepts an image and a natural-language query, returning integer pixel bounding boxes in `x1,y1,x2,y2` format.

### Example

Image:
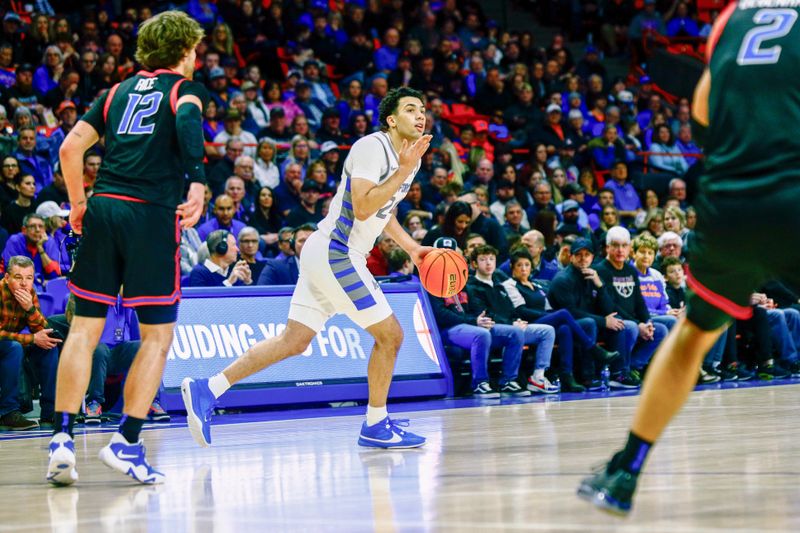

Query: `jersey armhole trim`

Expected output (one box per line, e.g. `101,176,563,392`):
103,82,121,123
706,2,738,63
170,78,187,115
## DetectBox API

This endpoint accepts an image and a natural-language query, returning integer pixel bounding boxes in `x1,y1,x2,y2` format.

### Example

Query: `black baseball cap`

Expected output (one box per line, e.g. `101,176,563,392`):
434,236,458,250
570,238,594,254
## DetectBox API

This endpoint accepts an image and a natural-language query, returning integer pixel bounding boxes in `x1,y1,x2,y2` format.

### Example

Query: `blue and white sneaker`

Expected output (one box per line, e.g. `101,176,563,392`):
98,433,165,484
358,417,426,449
181,377,216,448
47,432,78,486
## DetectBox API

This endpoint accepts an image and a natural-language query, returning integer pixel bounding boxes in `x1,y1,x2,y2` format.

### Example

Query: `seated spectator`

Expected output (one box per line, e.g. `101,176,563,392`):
35,161,68,208
208,138,245,196
467,244,559,394
316,107,347,146
2,213,62,288
35,201,71,274
224,176,250,221
499,230,559,282
587,186,615,231
604,161,642,226
48,295,169,424
231,155,259,211
649,125,689,176
597,227,669,385
422,201,474,251
666,1,700,37
238,226,267,282
196,194,247,241
664,205,690,239
588,125,632,171
274,162,304,218
247,187,282,255
257,223,315,285
188,230,252,287
525,181,558,225
490,180,526,226
557,183,591,229
655,231,684,272
502,200,530,239
429,240,527,398
387,248,419,282
285,180,324,227
213,108,258,159
273,227,296,261
0,256,61,430
632,234,679,331
281,135,312,178
367,233,398,277
397,181,435,229
82,152,102,193
675,125,701,167
259,107,293,142
14,126,53,192
0,156,20,207
556,199,594,242
502,249,620,392
254,138,280,190
180,226,203,275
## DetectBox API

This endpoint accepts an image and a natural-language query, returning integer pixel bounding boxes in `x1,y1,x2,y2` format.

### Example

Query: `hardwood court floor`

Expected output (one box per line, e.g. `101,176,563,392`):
2,384,800,532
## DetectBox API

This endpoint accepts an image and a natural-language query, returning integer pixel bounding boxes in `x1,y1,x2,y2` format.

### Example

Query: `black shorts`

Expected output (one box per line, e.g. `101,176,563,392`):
69,194,180,324
686,186,800,331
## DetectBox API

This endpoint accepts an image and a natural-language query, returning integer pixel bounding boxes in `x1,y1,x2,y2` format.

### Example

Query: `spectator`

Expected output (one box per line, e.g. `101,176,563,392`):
422,200,473,250
46,101,80,166
3,213,64,288
224,176,250,221
257,223,315,285
666,1,700,37
285,180,324,227
232,155,259,210
604,161,641,226
229,91,260,137
274,162,305,217
499,230,559,281
526,181,558,224
387,247,418,281
7,63,40,114
649,125,689,176
15,126,53,192
196,194,247,241
317,107,347,145
375,27,402,74
0,256,61,430
208,138,244,195
188,230,252,287
180,226,203,275
281,135,312,177
247,187,282,253
596,227,669,386
366,233,398,277
273,227,296,261
589,125,632,171
294,82,326,132
632,234,679,331
254,138,280,190
640,208,665,239
502,200,530,239
676,124,701,167
82,152,102,193
241,80,270,131
1,174,37,235
238,226,267,281
213,108,258,159
664,205,689,239
0,156,19,206
668,178,689,209
654,230,684,273
35,201,70,273
466,244,558,394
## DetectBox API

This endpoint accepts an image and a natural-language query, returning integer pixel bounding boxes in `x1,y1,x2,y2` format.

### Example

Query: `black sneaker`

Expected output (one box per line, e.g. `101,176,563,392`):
609,373,639,389
758,363,790,380
577,457,640,517
727,362,754,381
785,360,800,377
0,410,39,431
472,381,500,399
697,368,721,384
717,366,738,382
590,345,621,365
582,378,603,391
560,373,587,393
500,380,531,397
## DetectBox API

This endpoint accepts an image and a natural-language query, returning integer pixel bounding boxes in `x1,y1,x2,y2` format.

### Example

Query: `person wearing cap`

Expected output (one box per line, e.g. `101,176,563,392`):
213,107,257,159
557,198,593,241
258,106,292,142
595,226,668,387
7,63,40,114
338,29,374,78
34,200,71,274
45,101,79,166
490,179,529,227
302,59,335,107
207,66,231,110
536,103,568,158
316,107,346,146
285,180,324,227
241,80,270,130
319,140,341,181
293,81,326,131
2,212,64,289
470,119,495,162
575,45,607,83
1,12,23,65
558,183,591,228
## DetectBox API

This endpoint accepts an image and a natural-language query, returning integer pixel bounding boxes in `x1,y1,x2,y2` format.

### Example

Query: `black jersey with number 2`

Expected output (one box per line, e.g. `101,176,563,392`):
81,68,208,208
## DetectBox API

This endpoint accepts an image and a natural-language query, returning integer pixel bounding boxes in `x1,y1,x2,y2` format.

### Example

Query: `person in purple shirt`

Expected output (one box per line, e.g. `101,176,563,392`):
632,234,678,332
603,161,642,226
374,27,402,73
14,126,53,192
196,194,247,241
35,201,72,275
2,213,63,290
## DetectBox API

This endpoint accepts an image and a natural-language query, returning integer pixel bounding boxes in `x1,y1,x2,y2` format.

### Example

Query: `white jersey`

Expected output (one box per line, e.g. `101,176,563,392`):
317,131,420,256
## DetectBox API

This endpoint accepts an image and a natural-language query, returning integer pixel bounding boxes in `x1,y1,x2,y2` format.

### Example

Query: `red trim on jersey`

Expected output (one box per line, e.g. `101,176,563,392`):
136,69,180,77
170,78,187,114
706,2,738,63
103,82,121,123
68,281,118,306
94,193,148,203
686,265,753,320
121,214,182,307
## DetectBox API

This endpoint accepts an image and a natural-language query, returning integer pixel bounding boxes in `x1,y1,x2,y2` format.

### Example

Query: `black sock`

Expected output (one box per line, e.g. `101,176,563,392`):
54,412,76,438
119,415,146,443
613,431,653,474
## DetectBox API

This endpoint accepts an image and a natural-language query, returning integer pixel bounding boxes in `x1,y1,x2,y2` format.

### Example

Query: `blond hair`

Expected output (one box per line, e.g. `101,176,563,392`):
135,11,204,70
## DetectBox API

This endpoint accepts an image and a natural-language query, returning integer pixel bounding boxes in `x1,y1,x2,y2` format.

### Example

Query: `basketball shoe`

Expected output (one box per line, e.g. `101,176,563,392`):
46,432,78,486
181,377,216,447
358,417,426,449
577,454,639,517
99,433,165,484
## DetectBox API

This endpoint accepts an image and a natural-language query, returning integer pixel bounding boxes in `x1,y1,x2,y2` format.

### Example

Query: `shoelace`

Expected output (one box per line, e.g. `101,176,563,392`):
386,418,410,434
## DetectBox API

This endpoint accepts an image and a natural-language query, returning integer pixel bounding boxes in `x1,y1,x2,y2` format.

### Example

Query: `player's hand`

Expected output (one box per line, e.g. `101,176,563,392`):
605,312,625,331
13,288,33,311
177,182,205,229
70,201,87,235
397,134,432,171
33,329,62,349
409,245,435,268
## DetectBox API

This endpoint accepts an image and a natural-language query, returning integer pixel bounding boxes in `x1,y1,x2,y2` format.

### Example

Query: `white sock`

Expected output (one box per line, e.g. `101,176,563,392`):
208,373,231,399
533,368,545,381
366,405,388,426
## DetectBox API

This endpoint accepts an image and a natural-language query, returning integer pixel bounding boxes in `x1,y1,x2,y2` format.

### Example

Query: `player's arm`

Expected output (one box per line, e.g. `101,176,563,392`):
350,134,432,221
383,214,433,267
692,68,710,127
60,121,100,233
175,93,207,229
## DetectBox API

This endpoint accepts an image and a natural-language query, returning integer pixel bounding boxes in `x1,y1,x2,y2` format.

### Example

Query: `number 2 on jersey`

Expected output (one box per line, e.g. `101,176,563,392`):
116,92,163,135
737,8,798,66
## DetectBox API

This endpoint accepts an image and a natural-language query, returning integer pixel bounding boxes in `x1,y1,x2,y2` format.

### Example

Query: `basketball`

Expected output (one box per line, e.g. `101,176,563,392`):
419,249,468,298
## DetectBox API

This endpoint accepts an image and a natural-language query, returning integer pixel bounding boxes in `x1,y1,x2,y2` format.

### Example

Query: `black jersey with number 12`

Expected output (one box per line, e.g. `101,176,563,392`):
80,68,208,208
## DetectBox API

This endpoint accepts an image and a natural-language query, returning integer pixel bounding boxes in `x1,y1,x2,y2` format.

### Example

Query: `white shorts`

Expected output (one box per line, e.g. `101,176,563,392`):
287,231,393,332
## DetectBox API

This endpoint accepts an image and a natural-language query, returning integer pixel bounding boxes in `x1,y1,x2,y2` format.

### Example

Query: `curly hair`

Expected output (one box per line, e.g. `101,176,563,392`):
134,11,204,70
378,87,424,131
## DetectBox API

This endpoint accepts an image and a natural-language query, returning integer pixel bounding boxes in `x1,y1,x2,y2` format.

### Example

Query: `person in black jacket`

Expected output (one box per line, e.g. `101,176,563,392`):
429,242,526,398
548,237,628,389
466,245,558,394
501,249,619,392
596,227,668,387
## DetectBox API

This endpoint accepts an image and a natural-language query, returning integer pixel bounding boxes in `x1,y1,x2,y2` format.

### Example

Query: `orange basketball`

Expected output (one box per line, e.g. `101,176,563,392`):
419,249,469,298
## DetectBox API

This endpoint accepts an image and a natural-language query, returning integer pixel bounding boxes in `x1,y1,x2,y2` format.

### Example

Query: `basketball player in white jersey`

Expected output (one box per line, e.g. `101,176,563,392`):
182,88,434,448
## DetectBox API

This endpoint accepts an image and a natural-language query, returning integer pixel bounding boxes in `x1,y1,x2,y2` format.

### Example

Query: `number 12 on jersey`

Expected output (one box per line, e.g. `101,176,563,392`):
116,92,163,135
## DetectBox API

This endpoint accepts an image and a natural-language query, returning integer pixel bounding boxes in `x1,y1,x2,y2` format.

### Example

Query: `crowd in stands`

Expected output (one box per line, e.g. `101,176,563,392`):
1,0,799,429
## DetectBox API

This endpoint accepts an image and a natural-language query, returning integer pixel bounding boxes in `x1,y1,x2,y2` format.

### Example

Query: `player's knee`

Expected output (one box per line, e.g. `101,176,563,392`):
280,322,316,355
373,319,404,352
